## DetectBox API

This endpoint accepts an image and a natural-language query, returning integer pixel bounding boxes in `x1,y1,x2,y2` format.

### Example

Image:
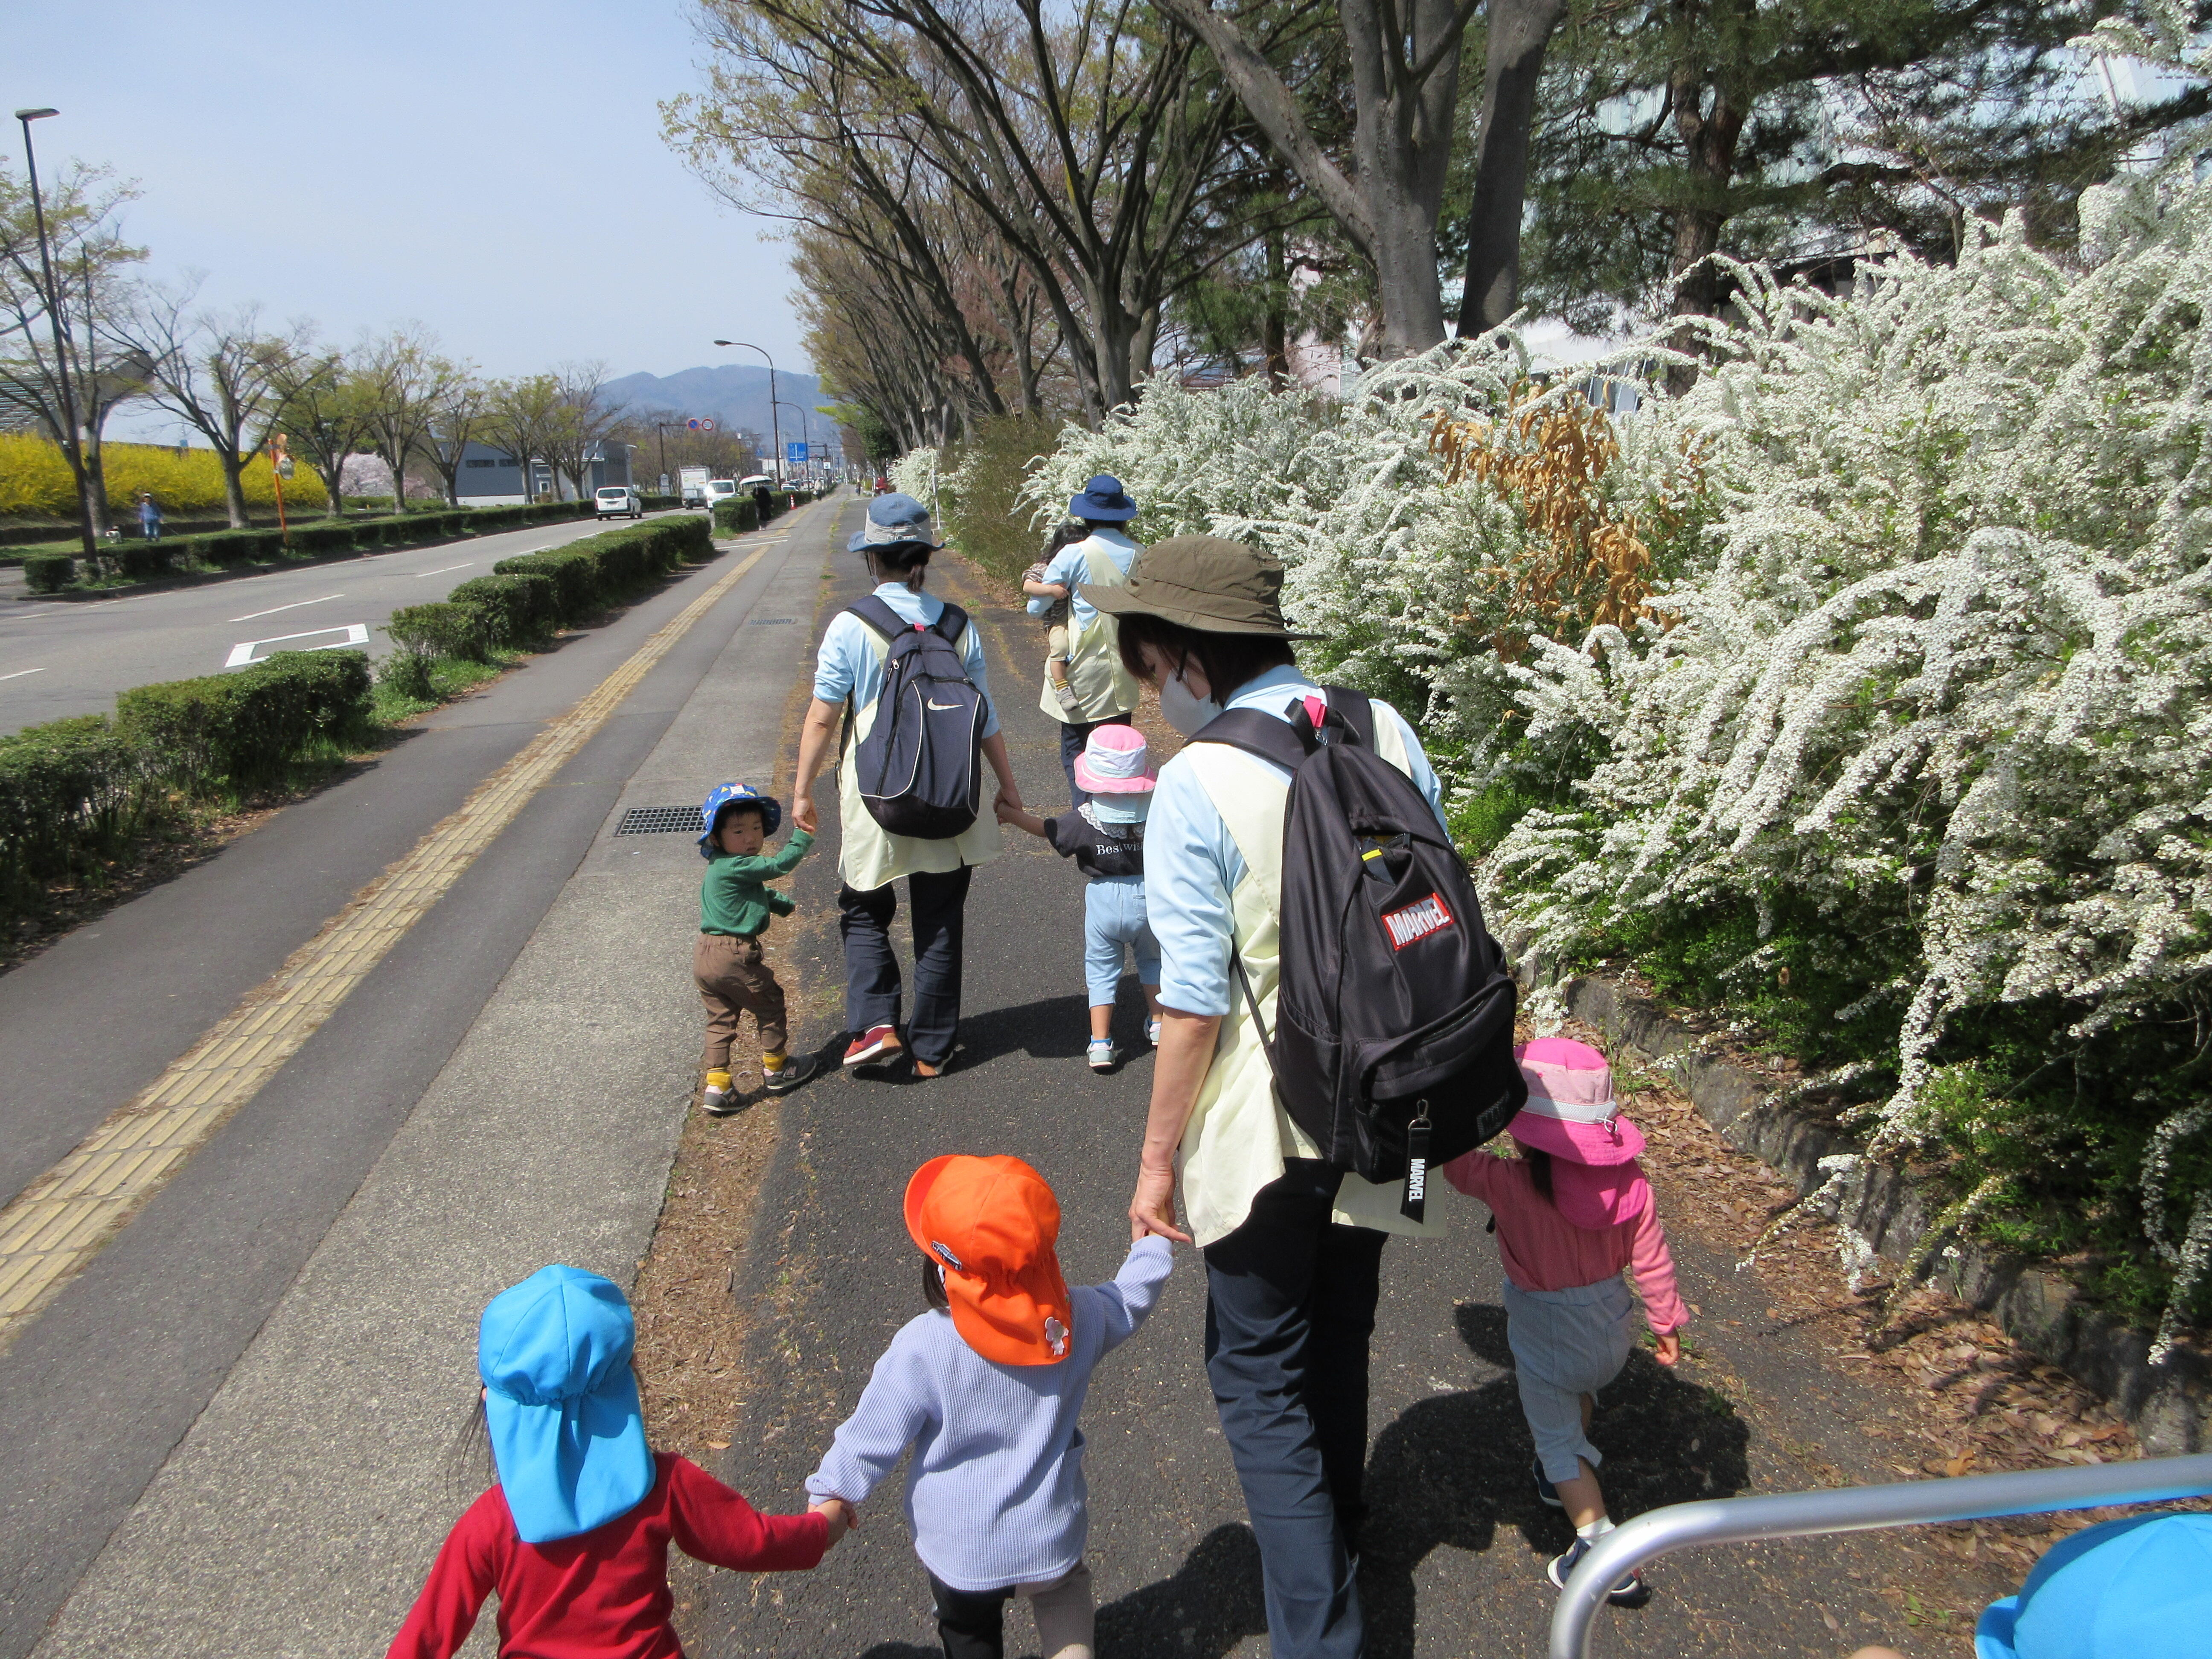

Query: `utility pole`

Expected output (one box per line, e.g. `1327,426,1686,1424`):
15,107,95,560
713,340,779,485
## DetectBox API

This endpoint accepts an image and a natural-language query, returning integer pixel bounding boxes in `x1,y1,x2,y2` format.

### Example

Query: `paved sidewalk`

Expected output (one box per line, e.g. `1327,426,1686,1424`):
16,506,841,1659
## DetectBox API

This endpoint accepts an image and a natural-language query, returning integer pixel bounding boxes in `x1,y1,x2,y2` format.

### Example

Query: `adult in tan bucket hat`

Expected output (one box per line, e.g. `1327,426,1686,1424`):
1096,533,1450,1659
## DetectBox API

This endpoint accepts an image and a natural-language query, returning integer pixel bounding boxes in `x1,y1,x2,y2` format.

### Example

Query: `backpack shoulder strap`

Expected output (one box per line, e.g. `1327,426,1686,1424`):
1193,705,1312,773
1321,686,1377,747
928,600,969,645
846,595,908,640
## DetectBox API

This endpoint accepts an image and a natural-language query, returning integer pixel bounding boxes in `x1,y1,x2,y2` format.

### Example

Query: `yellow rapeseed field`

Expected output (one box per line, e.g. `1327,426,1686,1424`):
0,434,330,518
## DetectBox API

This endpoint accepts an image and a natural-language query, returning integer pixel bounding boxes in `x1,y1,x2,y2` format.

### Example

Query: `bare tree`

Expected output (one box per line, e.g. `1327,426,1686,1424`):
269,347,378,518
109,285,308,529
1152,0,1480,356
357,328,458,513
422,370,491,506
0,161,147,544
541,362,622,501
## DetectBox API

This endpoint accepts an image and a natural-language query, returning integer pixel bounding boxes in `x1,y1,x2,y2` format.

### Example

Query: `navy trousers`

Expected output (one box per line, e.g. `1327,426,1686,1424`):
837,865,972,1067
1203,1160,1386,1659
1057,710,1133,808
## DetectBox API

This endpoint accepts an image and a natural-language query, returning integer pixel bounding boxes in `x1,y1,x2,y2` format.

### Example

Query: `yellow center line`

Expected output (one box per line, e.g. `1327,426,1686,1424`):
0,535,786,1352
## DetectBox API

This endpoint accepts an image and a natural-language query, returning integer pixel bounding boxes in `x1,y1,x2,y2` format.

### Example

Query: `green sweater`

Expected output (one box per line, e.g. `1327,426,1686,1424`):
699,829,814,937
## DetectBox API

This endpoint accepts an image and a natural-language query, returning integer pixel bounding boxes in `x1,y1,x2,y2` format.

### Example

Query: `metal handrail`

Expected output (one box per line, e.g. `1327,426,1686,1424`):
1550,1452,2212,1659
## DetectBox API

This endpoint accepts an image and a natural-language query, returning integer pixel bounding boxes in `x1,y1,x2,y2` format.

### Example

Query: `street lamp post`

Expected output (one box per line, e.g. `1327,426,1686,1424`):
774,399,814,487
15,107,94,560
711,340,779,486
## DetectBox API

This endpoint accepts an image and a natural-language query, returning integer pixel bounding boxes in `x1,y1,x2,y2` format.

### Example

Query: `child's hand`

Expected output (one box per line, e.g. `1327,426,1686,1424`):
1653,1331,1681,1367
810,1497,857,1545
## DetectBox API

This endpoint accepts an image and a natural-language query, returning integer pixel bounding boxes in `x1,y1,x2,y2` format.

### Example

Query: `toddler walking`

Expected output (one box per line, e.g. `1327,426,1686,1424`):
388,1265,844,1658
995,725,1162,1071
1441,1036,1688,1607
806,1155,1172,1659
694,782,815,1112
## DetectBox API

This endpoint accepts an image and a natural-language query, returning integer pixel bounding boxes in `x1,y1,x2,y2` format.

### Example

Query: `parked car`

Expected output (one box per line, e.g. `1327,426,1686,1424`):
595,486,644,520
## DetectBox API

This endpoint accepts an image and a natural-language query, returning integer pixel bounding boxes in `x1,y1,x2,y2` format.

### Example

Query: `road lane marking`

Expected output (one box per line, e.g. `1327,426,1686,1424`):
0,538,778,1351
230,594,345,623
0,667,46,681
224,624,370,668
414,562,474,578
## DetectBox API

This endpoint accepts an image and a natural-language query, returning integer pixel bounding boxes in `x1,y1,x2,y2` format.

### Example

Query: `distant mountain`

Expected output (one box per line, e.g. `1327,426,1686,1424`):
602,364,833,454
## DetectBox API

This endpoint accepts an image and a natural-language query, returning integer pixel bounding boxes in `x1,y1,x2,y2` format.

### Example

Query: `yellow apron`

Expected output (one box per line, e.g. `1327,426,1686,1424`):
836,626,1002,891
1038,541,1141,724
1175,708,1445,1247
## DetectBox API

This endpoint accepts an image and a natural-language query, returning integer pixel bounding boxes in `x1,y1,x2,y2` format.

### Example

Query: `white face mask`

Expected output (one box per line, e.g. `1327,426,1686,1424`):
1156,667,1225,736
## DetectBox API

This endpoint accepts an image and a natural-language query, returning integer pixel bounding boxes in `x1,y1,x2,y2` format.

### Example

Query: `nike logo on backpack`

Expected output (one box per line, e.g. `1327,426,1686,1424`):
927,699,962,710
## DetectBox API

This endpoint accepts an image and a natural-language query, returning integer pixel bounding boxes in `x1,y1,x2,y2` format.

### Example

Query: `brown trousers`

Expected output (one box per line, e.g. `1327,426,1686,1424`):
694,932,787,1070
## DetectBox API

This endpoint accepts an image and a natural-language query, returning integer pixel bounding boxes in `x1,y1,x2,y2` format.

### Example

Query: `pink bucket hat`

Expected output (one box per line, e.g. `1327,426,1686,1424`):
1508,1036,1645,1166
1071,724,1156,795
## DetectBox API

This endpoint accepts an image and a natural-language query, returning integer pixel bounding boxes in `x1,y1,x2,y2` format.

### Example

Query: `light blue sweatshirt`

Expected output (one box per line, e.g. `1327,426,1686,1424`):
806,1236,1173,1591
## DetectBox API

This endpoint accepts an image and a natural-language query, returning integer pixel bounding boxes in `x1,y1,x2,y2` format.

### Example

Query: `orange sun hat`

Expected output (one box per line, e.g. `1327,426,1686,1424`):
905,1155,1074,1367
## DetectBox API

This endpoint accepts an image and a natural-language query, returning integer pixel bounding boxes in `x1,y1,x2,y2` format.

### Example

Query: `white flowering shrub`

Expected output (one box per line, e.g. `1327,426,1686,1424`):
886,445,941,512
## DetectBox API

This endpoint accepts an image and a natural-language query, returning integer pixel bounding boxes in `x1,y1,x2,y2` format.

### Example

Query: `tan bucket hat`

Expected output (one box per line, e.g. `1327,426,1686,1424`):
1083,534,1312,637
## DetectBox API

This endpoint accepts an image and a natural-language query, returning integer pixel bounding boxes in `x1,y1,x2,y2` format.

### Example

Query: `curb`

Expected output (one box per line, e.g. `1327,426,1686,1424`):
1513,941,2212,1455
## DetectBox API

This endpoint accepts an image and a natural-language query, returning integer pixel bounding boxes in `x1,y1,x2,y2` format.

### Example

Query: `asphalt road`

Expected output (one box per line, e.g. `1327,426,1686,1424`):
0,503,837,1659
0,509,693,735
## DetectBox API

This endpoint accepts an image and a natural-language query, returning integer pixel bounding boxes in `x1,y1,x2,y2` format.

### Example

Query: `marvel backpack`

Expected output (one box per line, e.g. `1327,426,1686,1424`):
1199,689,1525,1219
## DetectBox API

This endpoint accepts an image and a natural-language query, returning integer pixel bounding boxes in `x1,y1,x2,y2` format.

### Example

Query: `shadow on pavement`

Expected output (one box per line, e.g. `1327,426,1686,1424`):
1095,1523,1269,1659
1358,1301,1752,1659
953,991,1094,1065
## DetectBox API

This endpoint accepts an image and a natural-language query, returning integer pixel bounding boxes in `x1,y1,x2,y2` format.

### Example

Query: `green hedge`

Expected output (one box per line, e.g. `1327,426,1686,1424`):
0,714,160,899
386,602,489,664
23,554,72,592
117,649,374,795
448,572,557,646
491,515,710,626
713,498,760,535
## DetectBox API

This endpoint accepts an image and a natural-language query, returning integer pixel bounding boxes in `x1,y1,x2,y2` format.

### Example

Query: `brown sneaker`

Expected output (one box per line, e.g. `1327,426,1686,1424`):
843,1025,902,1069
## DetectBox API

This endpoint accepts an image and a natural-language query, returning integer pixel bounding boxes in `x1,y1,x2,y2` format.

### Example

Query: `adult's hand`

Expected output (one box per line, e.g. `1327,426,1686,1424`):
792,790,818,835
1129,1160,1190,1245
791,697,842,841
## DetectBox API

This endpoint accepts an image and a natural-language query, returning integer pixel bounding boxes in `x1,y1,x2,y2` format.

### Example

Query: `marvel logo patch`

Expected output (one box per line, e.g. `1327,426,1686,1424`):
1382,893,1455,950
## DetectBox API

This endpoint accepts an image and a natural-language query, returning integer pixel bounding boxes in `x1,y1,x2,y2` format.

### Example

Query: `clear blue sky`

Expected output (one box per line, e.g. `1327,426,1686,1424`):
8,0,803,440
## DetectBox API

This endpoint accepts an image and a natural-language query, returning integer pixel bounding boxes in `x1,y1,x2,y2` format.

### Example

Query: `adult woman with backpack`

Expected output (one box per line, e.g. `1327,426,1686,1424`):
1089,536,1521,1659
792,493,1024,1078
1019,475,1145,807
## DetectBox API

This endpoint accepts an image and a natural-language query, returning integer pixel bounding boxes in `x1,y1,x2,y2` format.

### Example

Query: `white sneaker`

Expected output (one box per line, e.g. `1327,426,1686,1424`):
1146,1018,1164,1047
1087,1038,1119,1073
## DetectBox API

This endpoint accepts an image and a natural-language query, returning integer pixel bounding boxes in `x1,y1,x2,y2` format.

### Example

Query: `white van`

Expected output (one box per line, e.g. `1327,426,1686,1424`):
703,478,742,513
595,485,643,520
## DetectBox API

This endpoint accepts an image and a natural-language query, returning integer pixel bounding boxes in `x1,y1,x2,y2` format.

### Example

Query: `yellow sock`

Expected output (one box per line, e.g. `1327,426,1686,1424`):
762,1050,786,1072
706,1069,732,1089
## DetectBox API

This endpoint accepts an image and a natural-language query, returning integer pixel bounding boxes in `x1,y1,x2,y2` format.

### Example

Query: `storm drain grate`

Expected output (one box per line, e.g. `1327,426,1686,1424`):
614,806,701,836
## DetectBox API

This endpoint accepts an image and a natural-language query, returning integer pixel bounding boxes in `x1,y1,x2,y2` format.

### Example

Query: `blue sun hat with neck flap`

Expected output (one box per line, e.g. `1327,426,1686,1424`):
478,1265,656,1544
1975,1513,2212,1658
697,782,782,859
1068,474,1136,522
847,491,943,554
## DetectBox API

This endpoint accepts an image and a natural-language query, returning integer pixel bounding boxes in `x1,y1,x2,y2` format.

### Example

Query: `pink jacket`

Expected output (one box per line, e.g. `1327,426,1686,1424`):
1441,1150,1688,1334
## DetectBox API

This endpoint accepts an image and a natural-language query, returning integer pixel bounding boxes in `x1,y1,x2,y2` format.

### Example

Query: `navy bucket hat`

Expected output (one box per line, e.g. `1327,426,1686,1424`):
478,1266,656,1544
1068,474,1137,522
847,492,943,554
698,783,782,857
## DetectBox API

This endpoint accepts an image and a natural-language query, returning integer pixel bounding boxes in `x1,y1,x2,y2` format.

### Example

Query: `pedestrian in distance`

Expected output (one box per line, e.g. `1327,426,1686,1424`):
790,492,1023,1079
995,723,1164,1072
694,783,816,1113
137,492,162,541
1439,1036,1687,1607
805,1155,1173,1659
1094,536,1463,1659
1020,475,1145,808
387,1265,846,1659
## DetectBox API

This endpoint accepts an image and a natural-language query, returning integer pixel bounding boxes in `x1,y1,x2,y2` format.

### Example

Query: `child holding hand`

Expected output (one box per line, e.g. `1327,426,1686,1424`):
995,725,1163,1072
1442,1037,1688,1608
806,1155,1172,1659
695,783,815,1112
388,1265,844,1659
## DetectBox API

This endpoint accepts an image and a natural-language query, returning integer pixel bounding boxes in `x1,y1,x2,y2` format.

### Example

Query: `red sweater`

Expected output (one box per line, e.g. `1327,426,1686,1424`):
388,1453,828,1659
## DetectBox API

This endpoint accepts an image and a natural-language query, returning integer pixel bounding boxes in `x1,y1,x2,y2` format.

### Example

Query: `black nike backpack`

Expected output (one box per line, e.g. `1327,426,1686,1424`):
1199,689,1525,1220
843,595,988,840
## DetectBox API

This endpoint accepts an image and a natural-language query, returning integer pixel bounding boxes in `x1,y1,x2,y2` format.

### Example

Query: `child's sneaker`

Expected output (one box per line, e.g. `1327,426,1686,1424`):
1145,1016,1164,1047
1545,1537,1650,1607
1087,1037,1119,1072
1533,1458,1561,1508
702,1070,737,1116
1053,680,1083,718
843,1025,902,1070
762,1053,817,1094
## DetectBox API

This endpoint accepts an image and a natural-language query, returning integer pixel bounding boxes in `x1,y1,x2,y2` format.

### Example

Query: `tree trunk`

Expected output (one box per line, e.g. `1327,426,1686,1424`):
1458,0,1567,337
317,462,345,516
82,429,114,537
1263,223,1290,386
220,451,249,530
1664,70,1747,390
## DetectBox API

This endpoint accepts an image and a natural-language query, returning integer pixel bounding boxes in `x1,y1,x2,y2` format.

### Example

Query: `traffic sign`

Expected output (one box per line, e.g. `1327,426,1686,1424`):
686,417,716,431
786,441,809,465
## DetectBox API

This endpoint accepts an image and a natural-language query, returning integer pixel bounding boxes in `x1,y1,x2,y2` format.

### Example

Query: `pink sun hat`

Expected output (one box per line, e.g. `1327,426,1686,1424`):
1071,723,1157,795
1508,1036,1646,1167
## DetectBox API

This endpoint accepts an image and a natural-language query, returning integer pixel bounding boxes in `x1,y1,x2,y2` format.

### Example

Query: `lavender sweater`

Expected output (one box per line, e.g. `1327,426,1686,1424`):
806,1237,1172,1590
